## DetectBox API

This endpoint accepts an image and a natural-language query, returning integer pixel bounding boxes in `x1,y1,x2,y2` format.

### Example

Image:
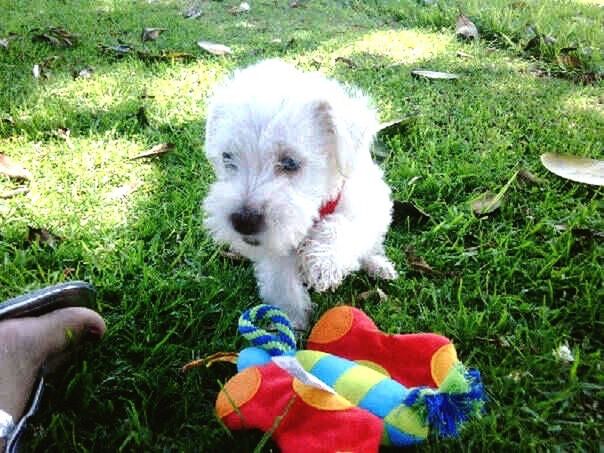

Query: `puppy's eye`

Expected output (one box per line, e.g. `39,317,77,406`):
222,152,237,171
278,156,301,173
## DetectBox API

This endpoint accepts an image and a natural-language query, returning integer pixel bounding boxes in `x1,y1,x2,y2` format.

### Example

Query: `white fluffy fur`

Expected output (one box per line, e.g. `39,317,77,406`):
203,59,397,328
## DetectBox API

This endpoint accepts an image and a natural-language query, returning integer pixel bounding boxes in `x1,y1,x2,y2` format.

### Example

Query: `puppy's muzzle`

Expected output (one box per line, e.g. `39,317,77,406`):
230,206,265,238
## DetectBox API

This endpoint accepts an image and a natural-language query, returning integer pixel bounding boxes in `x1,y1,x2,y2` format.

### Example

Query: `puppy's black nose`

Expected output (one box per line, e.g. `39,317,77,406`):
230,206,265,236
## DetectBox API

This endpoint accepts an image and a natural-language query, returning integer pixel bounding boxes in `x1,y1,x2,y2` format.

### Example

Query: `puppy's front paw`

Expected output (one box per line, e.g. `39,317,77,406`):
361,254,399,280
298,238,346,293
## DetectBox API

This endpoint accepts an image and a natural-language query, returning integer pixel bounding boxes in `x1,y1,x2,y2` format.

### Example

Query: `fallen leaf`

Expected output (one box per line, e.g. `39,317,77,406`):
219,249,247,262
511,1,527,8
141,27,167,42
377,115,418,136
411,70,459,80
470,191,502,215
182,352,239,372
405,246,435,275
0,154,32,180
456,50,473,59
0,39,8,49
136,50,196,63
33,56,60,79
136,106,150,128
0,187,29,199
290,0,303,7
540,153,604,186
335,56,357,68
470,170,519,216
131,143,174,160
552,343,574,363
107,182,140,200
73,66,94,79
27,227,61,247
183,4,203,19
99,43,134,57
32,26,78,47
63,267,76,277
197,41,232,56
392,200,431,226
456,15,479,40
230,2,250,14
358,288,387,302
517,168,546,186
557,53,581,69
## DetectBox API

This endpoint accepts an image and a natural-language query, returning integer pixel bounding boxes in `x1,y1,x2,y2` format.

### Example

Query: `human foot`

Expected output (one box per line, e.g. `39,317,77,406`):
0,307,105,446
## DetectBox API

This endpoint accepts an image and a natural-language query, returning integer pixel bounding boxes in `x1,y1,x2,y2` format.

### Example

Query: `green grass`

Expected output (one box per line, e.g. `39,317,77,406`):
0,0,602,451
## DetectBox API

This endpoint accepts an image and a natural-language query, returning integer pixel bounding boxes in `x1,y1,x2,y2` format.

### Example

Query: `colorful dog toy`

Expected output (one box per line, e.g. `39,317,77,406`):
208,304,485,452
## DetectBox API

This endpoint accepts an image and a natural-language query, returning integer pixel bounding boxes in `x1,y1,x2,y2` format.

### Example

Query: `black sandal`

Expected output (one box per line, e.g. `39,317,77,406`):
0,281,96,453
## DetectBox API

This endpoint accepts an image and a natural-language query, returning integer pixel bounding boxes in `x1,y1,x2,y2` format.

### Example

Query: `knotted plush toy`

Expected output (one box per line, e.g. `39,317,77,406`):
205,305,485,452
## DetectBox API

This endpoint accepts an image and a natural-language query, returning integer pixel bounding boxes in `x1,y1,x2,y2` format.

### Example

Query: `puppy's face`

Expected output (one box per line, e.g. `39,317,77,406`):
202,60,377,258
203,100,338,258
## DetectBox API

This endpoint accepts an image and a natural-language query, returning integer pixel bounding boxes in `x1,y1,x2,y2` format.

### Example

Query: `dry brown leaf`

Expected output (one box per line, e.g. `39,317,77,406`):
182,352,238,372
130,143,174,160
0,154,32,180
541,153,603,186
358,288,387,302
219,249,247,262
335,56,357,68
0,187,29,199
63,267,76,277
456,15,479,40
557,53,581,69
136,50,196,63
141,27,167,42
518,168,546,186
411,70,459,80
197,41,232,56
27,227,61,247
405,247,435,275
32,27,78,47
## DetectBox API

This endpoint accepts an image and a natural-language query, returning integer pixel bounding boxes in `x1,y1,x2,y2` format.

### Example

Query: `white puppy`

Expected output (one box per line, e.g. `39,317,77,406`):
203,59,397,329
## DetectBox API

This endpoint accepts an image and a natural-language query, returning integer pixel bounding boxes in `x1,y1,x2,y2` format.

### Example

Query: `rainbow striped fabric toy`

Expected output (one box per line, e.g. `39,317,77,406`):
214,304,486,452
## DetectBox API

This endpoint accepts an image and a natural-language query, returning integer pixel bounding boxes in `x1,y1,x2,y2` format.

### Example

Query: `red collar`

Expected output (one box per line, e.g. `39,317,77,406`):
318,190,342,219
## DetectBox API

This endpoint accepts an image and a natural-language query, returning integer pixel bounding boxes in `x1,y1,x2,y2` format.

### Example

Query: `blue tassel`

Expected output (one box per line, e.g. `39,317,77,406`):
423,368,486,438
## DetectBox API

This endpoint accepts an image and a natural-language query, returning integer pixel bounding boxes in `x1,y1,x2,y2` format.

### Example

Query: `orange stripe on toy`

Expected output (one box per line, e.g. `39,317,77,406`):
307,306,353,344
430,343,458,386
216,367,262,419
292,378,353,411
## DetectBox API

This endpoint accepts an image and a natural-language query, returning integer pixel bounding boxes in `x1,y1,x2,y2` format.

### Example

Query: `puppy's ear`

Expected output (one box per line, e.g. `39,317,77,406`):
313,97,378,177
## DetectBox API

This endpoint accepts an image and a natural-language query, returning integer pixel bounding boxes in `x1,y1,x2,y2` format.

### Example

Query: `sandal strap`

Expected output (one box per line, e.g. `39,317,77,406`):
4,374,45,453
